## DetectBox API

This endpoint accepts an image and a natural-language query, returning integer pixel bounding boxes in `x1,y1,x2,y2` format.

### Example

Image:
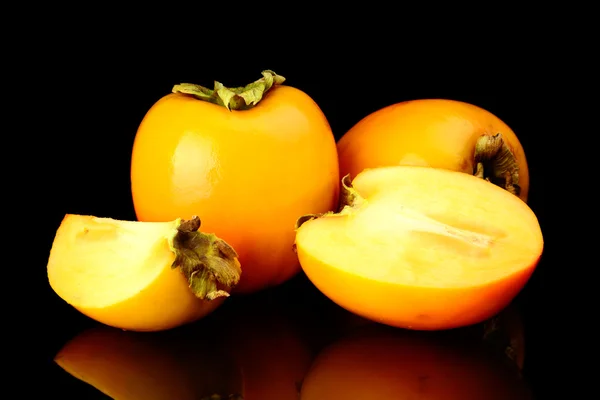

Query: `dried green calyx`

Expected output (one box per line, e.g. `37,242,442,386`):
169,216,241,301
172,70,286,111
294,174,365,231
474,133,521,197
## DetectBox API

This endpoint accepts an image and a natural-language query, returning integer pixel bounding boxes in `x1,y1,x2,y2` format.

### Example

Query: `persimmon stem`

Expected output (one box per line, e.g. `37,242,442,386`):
169,216,241,300
172,70,285,111
474,133,520,197
294,174,365,231
338,174,366,211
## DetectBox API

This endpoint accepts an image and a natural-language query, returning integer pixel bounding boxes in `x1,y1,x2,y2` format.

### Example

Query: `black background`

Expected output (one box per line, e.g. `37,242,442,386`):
23,31,567,398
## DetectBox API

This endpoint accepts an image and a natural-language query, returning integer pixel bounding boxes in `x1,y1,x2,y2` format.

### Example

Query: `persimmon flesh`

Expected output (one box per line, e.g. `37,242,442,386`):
295,166,543,330
47,215,241,332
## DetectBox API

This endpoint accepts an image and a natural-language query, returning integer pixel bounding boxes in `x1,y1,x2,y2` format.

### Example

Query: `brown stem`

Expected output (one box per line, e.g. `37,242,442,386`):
474,133,521,197
337,174,366,212
294,174,366,231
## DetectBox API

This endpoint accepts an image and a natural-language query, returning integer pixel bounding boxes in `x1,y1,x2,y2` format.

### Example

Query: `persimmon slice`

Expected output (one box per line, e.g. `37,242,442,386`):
47,215,241,331
294,166,543,330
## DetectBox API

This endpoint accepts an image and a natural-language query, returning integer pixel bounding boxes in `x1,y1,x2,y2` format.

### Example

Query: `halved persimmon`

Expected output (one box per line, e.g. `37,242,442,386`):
294,166,543,330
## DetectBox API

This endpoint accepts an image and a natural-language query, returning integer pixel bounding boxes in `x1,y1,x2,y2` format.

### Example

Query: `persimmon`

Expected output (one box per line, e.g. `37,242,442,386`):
130,70,340,294
46,214,241,332
54,326,242,399
299,325,532,399
294,166,543,330
337,99,530,202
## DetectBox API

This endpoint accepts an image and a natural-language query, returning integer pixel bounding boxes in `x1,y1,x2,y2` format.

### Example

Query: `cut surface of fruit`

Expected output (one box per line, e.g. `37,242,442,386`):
49,217,174,309
295,166,543,330
47,215,241,331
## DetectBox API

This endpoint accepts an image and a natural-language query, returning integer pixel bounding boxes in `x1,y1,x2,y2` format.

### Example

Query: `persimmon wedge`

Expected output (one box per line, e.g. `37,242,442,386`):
47,215,241,332
294,166,543,330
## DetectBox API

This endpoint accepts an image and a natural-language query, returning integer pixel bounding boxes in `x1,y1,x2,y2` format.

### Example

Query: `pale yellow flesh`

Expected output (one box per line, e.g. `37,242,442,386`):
47,215,177,309
298,166,543,288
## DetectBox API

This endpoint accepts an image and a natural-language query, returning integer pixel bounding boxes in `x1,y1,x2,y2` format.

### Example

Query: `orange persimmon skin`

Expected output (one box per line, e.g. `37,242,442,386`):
131,85,339,294
337,99,530,202
298,249,536,331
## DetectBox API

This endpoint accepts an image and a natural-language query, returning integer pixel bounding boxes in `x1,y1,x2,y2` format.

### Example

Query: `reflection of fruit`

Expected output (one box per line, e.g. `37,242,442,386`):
47,214,241,331
131,70,340,294
55,326,242,399
299,326,532,400
337,98,529,202
295,166,543,330
219,306,315,399
482,302,526,371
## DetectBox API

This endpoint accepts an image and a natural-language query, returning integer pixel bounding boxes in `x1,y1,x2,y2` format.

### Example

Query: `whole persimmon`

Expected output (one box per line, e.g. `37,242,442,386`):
131,71,340,294
337,99,530,202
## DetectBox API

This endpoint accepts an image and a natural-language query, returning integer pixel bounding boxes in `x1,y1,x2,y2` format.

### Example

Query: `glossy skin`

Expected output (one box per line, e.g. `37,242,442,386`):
337,99,530,202
131,85,340,293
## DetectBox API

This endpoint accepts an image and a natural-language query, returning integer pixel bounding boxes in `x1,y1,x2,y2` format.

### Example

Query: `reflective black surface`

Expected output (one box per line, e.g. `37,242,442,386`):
30,43,562,398
43,272,544,399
